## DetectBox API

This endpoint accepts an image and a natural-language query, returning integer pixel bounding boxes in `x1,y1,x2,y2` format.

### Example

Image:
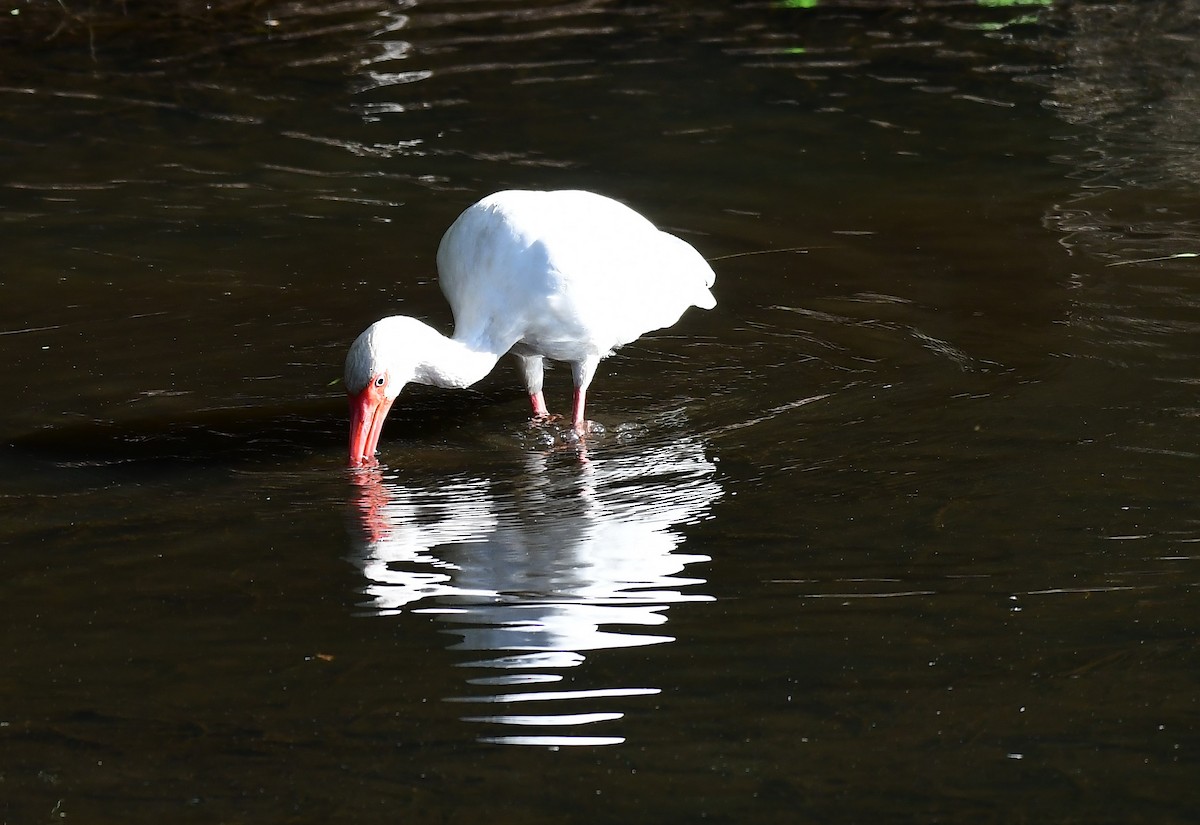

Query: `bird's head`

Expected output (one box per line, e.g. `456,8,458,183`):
344,317,417,466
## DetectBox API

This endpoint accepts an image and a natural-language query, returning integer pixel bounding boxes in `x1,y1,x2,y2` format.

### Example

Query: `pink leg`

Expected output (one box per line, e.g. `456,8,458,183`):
571,386,587,432
530,391,549,419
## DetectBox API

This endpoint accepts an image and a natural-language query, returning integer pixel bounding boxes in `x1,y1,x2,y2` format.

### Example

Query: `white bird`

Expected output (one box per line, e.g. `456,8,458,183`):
344,189,716,466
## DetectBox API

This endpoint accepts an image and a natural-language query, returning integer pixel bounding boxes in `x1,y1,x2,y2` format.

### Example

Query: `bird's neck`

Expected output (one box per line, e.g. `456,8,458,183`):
410,326,501,390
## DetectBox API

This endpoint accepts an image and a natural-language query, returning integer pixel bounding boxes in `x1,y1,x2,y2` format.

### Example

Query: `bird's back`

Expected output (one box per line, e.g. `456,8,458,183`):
437,190,715,361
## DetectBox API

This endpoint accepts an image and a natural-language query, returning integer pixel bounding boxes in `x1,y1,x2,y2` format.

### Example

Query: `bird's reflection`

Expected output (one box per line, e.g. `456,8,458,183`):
348,436,721,746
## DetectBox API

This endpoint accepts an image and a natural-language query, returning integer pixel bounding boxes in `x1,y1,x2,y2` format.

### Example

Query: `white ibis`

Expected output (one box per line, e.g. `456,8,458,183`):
344,189,716,466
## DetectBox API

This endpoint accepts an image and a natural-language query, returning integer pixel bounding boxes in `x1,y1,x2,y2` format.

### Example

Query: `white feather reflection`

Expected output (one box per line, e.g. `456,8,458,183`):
348,436,720,746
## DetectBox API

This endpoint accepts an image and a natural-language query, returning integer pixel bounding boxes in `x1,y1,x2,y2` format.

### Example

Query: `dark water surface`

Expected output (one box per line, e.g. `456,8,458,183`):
3,1,1199,822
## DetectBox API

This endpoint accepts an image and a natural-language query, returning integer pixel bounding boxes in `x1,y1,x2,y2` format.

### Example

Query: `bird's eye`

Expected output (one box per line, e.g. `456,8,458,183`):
374,376,386,387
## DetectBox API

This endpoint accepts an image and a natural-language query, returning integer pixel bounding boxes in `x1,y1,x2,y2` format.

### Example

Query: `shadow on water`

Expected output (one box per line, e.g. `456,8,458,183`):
346,431,721,746
1,385,522,471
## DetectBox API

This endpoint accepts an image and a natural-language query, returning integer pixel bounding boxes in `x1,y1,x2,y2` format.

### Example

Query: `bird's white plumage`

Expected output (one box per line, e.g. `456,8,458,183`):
437,190,714,363
345,189,716,462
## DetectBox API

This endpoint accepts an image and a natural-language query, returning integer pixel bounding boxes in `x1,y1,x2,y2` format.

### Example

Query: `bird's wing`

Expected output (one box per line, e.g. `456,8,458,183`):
438,190,715,359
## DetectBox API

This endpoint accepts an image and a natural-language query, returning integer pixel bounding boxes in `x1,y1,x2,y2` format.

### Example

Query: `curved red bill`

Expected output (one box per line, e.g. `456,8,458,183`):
348,384,394,467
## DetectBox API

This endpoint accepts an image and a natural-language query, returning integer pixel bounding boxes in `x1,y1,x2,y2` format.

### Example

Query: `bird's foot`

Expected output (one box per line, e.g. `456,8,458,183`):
530,414,605,433
564,421,603,463
572,419,605,437
526,416,604,449
559,420,603,450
